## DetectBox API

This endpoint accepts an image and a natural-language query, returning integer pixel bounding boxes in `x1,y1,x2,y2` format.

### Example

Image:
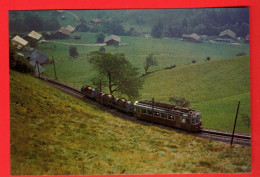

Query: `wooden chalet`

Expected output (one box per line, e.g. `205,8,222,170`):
11,35,28,50
182,33,201,43
216,29,236,43
89,18,101,26
24,30,42,41
24,50,49,65
104,35,121,46
65,25,75,33
52,27,71,39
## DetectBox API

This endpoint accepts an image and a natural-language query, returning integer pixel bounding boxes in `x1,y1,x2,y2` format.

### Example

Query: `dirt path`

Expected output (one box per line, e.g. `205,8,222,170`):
49,41,128,47
64,11,80,22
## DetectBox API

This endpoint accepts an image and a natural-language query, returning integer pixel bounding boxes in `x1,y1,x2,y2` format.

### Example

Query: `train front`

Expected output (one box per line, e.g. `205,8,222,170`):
189,110,202,132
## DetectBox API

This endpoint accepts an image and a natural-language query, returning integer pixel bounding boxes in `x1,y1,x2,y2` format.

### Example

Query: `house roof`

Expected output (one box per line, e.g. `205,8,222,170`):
12,35,28,46
104,35,121,43
24,50,49,64
219,29,236,39
91,18,101,23
28,30,42,40
29,60,45,74
54,27,71,36
182,33,200,41
65,25,75,33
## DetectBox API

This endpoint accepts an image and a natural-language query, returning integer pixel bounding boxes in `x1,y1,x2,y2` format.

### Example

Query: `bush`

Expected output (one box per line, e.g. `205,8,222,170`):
10,55,34,73
192,60,196,64
169,96,190,107
205,56,211,61
69,46,79,58
236,52,246,56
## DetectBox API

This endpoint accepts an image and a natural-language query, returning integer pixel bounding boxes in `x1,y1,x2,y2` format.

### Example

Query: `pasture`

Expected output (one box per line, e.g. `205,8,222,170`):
37,33,250,133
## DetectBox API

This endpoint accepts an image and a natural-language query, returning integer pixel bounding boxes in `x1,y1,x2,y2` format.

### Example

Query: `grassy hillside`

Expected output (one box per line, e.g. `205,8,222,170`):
10,70,251,175
37,33,249,88
141,55,250,133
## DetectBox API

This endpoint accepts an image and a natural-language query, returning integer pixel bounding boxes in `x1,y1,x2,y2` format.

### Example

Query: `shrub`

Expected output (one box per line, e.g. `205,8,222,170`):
206,56,211,61
169,96,190,107
192,60,196,64
236,52,246,56
10,55,34,73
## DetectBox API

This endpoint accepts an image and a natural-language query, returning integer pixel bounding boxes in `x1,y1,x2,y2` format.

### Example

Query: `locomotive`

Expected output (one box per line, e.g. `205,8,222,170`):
81,85,202,132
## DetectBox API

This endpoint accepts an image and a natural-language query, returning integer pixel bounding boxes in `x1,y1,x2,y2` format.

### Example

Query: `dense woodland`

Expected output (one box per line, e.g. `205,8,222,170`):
9,8,249,38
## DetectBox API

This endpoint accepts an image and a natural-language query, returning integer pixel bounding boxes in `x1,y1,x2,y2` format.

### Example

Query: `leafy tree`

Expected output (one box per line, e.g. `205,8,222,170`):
144,54,157,75
75,23,89,32
169,96,190,108
24,13,43,31
96,33,105,43
69,46,79,58
151,20,164,38
88,51,143,99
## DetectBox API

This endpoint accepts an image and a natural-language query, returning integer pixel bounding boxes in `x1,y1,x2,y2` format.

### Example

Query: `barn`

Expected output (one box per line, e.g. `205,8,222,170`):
24,30,42,41
11,35,28,50
24,50,49,65
182,33,201,43
89,18,101,26
65,25,75,33
216,29,236,43
52,27,71,39
104,35,121,46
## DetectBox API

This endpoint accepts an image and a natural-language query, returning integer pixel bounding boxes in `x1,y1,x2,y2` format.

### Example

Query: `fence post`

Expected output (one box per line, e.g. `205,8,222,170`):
52,56,57,80
231,101,241,146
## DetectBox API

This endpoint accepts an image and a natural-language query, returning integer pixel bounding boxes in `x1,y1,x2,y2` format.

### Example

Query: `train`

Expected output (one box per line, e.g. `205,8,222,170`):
81,85,202,132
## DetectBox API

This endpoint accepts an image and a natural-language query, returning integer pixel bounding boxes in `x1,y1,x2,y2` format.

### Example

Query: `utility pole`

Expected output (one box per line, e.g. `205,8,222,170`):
231,101,241,146
152,97,154,120
52,56,57,80
36,60,40,78
99,78,102,92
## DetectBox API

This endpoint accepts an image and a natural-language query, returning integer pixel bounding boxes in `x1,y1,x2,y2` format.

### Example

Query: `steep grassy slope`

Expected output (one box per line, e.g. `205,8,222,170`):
10,71,250,175
141,56,250,133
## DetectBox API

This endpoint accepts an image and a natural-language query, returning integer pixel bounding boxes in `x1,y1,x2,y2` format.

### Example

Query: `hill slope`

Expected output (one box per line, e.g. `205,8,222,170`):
10,71,250,175
141,55,250,133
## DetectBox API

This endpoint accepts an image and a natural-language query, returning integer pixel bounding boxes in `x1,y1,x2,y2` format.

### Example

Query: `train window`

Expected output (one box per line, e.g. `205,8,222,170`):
147,110,153,115
182,118,186,123
161,113,166,118
141,109,146,114
168,115,175,121
154,112,159,117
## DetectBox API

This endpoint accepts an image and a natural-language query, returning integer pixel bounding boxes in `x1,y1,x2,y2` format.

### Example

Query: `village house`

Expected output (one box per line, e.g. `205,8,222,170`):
216,29,236,43
24,30,42,42
104,35,121,46
24,50,49,65
182,33,201,43
52,27,71,39
74,35,81,39
89,18,101,26
11,35,29,50
65,25,75,33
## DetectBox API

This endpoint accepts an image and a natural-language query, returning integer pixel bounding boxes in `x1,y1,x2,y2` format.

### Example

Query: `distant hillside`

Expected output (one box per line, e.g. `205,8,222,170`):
141,55,250,133
10,70,250,175
9,8,249,37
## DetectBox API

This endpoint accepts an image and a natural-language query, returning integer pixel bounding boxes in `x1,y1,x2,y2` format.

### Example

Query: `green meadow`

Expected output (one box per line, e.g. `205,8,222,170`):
10,70,251,175
36,33,250,133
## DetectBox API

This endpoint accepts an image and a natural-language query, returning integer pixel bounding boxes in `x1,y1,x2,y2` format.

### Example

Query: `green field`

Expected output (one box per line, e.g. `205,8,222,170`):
10,70,251,175
36,33,250,133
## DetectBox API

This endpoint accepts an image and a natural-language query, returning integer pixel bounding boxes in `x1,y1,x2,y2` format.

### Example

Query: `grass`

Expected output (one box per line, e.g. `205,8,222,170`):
10,70,251,175
141,55,250,133
37,32,249,87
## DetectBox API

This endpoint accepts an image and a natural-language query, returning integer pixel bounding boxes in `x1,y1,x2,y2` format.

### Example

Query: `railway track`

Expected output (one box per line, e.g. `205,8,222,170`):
38,76,251,146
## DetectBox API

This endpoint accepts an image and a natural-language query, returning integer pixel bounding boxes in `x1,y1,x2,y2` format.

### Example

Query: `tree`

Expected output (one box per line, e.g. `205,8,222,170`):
144,54,157,75
151,20,164,38
88,51,143,99
96,33,105,43
69,46,79,58
169,96,190,108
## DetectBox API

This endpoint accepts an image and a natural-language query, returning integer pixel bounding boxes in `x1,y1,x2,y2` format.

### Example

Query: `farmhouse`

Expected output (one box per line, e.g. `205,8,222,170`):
65,25,75,33
52,27,71,39
24,50,49,65
89,18,101,26
104,35,121,46
216,29,236,43
182,33,201,43
11,35,28,50
24,30,42,41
